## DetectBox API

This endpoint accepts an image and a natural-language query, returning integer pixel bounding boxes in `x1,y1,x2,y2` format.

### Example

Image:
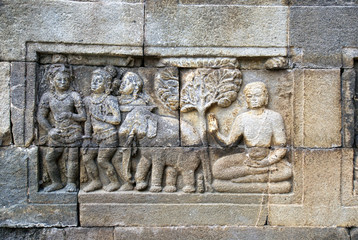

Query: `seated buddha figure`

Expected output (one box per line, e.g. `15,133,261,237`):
208,81,292,193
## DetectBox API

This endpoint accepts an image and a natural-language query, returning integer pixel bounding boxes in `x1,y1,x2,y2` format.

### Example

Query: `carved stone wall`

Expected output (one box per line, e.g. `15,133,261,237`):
1,0,358,239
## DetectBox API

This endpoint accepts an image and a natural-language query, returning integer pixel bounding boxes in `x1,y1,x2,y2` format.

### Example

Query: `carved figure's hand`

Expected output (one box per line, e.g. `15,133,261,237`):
58,112,72,121
208,113,218,133
246,158,270,168
48,128,61,139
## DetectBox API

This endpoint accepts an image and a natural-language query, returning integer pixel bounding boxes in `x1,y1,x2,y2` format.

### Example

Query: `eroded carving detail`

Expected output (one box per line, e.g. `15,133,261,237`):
159,58,239,68
155,67,179,111
264,57,288,70
208,82,292,193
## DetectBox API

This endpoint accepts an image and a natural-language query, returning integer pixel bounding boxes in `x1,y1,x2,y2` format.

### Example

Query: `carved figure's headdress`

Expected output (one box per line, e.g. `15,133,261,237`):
44,64,73,91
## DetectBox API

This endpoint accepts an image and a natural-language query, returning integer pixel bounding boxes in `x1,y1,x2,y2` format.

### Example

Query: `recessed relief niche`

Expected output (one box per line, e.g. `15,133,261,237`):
34,54,293,195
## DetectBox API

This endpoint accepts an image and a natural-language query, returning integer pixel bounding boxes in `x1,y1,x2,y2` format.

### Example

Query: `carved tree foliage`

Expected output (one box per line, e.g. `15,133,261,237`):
155,67,179,111
180,68,242,145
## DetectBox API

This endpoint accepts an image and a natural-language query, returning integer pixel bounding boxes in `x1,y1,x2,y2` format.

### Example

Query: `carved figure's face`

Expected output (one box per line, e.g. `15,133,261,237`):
120,78,135,95
53,72,70,91
245,87,267,109
91,73,106,94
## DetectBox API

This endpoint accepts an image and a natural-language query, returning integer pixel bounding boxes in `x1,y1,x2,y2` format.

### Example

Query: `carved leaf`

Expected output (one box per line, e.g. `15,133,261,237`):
180,68,242,112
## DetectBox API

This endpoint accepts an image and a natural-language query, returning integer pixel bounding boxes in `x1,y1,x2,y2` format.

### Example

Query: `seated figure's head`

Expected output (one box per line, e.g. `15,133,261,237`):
243,82,268,109
91,66,117,94
120,72,143,99
46,64,72,92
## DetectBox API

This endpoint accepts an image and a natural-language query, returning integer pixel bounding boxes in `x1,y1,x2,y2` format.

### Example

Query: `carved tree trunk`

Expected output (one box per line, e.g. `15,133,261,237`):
197,109,208,146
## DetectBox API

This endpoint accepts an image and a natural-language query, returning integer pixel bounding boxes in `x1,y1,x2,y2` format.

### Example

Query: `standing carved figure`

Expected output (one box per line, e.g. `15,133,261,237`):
37,64,86,192
117,72,153,191
208,82,292,193
82,66,121,192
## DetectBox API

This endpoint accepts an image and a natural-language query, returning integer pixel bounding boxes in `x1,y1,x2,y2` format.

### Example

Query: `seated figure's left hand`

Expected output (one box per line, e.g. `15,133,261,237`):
246,158,271,168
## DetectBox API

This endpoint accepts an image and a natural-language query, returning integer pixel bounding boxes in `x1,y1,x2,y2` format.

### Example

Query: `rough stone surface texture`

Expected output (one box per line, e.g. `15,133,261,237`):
1,0,358,238
0,62,11,145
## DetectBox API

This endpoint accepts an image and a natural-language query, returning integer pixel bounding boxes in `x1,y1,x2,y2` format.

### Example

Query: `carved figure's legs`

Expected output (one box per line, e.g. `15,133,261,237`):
212,153,269,180
163,167,177,192
64,147,79,192
182,169,196,193
267,160,292,182
82,148,102,192
44,147,64,192
150,155,165,192
231,160,292,183
98,148,120,192
135,155,152,191
119,148,134,191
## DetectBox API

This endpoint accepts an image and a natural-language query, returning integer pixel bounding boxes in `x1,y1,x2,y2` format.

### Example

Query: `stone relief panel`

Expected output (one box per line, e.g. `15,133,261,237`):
208,82,292,193
33,54,293,196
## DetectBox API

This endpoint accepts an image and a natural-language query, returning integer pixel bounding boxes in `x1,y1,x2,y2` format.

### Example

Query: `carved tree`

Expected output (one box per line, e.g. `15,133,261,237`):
155,67,179,111
180,68,242,146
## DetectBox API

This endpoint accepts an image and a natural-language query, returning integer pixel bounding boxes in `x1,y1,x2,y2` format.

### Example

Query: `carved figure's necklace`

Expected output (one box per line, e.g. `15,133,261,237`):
53,91,70,101
90,94,108,105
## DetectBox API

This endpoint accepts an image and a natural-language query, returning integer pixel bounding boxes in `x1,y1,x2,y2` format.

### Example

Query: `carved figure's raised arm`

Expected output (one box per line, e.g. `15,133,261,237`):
208,113,244,146
105,96,121,125
71,92,86,122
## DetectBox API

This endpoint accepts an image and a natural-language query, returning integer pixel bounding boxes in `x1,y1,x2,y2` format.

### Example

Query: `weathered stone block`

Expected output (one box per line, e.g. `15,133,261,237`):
293,69,341,148
145,2,288,57
180,0,288,5
0,146,78,227
10,62,36,147
114,226,350,240
80,202,268,227
290,6,358,68
289,0,357,6
0,62,11,146
269,149,357,227
64,227,114,240
0,147,28,208
342,69,355,147
0,204,77,227
0,228,42,240
10,62,26,146
351,228,358,240
0,0,144,61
